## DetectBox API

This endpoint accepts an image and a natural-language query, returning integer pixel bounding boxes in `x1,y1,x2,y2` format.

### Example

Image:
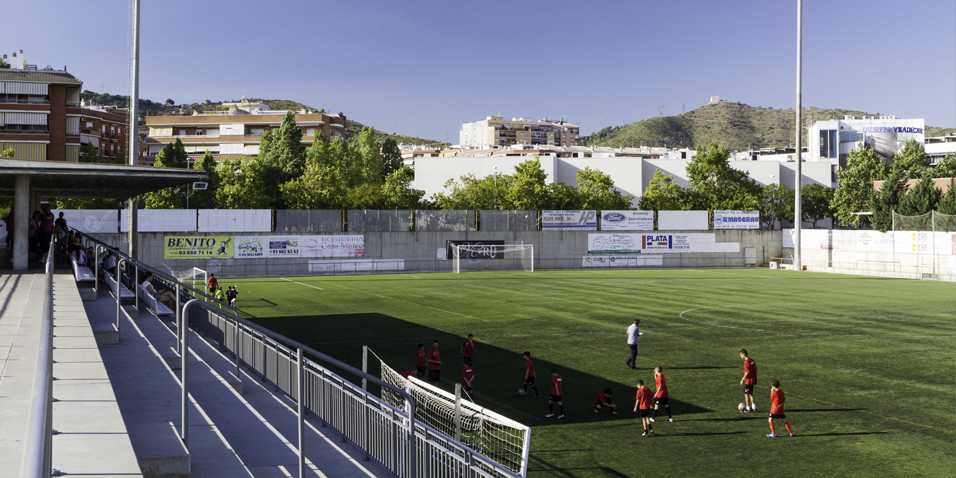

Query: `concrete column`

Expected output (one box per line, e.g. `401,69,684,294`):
13,175,30,270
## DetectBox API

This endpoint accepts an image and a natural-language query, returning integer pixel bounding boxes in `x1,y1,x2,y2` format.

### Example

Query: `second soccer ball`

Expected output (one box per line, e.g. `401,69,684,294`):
738,403,745,412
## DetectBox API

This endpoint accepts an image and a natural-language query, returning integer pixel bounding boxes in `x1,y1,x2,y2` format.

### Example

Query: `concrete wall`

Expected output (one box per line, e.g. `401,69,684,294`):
89,229,783,278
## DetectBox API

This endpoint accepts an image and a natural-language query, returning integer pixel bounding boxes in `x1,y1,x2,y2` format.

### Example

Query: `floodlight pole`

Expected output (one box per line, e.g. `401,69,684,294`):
793,0,803,271
127,0,141,260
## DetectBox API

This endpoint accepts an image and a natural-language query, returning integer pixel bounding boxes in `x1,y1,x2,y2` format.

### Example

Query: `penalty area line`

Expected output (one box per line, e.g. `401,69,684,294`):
281,277,324,291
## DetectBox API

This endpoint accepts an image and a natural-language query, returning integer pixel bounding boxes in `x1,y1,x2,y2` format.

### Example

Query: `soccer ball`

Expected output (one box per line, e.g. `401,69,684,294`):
738,403,745,412
517,388,527,396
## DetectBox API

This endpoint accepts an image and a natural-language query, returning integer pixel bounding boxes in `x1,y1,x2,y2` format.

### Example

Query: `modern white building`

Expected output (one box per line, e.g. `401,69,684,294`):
809,115,924,166
459,116,580,149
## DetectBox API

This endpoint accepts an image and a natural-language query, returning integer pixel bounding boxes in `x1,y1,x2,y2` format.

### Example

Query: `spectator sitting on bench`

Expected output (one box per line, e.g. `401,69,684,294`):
142,272,176,310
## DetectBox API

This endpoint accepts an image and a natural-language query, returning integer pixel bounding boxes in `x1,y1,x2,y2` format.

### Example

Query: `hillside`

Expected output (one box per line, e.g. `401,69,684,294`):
582,101,953,151
80,91,447,148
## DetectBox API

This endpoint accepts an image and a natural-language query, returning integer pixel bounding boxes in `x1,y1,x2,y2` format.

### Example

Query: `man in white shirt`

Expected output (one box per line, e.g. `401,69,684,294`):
142,272,176,310
626,319,642,369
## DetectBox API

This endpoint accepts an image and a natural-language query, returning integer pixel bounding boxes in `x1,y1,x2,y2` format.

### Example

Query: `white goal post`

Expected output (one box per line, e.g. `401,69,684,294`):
162,264,208,298
453,243,534,273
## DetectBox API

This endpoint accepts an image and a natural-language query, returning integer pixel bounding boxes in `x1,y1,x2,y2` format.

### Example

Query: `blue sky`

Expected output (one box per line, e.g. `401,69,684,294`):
3,0,954,142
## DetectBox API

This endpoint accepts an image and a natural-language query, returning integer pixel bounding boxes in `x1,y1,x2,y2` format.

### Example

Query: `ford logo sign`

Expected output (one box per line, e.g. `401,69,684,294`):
603,213,626,222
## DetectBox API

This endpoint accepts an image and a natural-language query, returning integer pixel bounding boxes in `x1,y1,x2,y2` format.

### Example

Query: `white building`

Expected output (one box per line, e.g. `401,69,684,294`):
459,115,579,149
809,115,924,166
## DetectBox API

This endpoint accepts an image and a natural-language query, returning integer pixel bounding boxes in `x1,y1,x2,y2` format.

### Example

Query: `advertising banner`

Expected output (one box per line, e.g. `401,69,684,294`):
589,233,735,254
298,235,365,258
600,210,654,231
541,210,598,231
164,236,234,259
582,255,638,267
713,210,760,230
446,240,505,259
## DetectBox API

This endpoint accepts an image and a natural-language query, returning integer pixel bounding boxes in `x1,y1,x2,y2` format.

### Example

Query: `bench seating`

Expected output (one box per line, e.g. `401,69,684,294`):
104,270,135,302
138,284,175,316
71,255,96,283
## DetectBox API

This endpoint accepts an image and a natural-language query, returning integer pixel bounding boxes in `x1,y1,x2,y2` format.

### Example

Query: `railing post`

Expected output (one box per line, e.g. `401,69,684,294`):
362,345,368,391
181,299,198,447
116,258,125,339
93,245,101,295
134,264,140,311
297,347,305,478
235,319,241,381
454,384,462,441
175,284,181,355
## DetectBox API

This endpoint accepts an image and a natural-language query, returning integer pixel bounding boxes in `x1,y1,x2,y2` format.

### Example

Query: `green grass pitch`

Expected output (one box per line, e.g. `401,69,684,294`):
226,269,956,477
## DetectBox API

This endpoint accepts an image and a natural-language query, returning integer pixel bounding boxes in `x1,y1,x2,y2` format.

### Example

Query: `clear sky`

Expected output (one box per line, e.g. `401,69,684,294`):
2,0,954,142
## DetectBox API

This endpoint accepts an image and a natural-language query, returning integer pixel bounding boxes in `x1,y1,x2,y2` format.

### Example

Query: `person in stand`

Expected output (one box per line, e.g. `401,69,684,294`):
4,208,14,249
461,333,475,366
633,379,654,436
520,351,540,398
767,379,794,438
142,272,176,310
28,210,40,256
207,273,218,295
593,388,617,414
545,368,564,419
649,366,674,422
54,212,68,252
739,349,757,413
625,319,642,369
413,343,427,379
426,340,442,384
462,362,475,398
37,204,54,262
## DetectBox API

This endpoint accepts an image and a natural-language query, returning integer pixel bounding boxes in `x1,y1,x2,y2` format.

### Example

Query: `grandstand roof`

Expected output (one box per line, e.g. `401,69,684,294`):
0,159,207,199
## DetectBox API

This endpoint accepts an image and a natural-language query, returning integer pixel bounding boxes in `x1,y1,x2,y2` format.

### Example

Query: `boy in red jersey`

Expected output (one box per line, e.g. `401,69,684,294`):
426,340,442,384
545,368,564,419
633,379,654,436
461,333,475,366
593,388,617,414
462,363,475,398
649,366,674,422
412,343,426,379
739,349,757,412
767,379,794,438
520,351,540,398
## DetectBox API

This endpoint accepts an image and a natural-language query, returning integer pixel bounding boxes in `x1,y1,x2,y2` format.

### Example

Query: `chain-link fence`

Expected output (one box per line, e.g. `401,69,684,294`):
478,210,539,231
414,210,477,232
275,210,343,233
893,211,956,232
348,210,412,232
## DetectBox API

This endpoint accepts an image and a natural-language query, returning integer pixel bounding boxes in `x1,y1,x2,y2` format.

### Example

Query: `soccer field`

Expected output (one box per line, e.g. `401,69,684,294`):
227,269,956,477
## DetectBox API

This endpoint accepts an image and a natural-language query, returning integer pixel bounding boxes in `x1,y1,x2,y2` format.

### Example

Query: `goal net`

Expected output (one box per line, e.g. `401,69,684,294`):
163,264,207,296
374,351,530,476
893,211,956,232
453,243,534,273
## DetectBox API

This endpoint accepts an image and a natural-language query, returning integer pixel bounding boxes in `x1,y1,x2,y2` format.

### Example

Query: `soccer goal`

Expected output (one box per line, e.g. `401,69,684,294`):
453,243,534,273
163,264,208,298
370,348,531,477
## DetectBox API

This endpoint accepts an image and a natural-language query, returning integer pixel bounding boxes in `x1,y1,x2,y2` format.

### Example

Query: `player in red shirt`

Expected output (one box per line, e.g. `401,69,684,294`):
633,379,654,436
207,273,218,295
593,388,617,414
412,343,427,379
649,366,674,422
461,333,475,366
462,364,475,398
739,349,757,412
426,340,442,384
520,351,540,398
545,368,564,419
767,379,794,438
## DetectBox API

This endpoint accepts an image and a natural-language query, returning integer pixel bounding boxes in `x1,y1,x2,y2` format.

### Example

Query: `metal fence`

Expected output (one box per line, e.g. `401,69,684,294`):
276,210,344,233
348,210,412,232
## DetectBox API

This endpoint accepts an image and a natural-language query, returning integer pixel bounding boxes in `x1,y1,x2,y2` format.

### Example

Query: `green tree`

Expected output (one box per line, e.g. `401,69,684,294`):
832,147,887,227
257,112,305,208
801,183,834,227
187,151,218,209
142,140,190,208
78,143,103,163
215,159,270,209
898,172,941,217
433,174,499,210
380,137,403,178
546,183,581,209
935,185,956,231
685,142,762,210
506,158,551,210
892,139,930,179
759,184,794,230
1,147,16,158
382,166,425,209
280,162,346,210
932,153,956,178
638,170,686,211
870,165,906,232
353,127,384,184
574,167,633,210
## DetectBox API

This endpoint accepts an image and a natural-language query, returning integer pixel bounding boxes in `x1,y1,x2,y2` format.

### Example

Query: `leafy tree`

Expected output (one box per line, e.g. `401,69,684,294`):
685,142,762,210
546,183,581,209
433,174,499,210
353,127,384,184
142,139,190,208
257,112,306,208
936,183,956,215
280,162,346,210
345,183,386,209
575,167,633,210
382,166,425,209
1,147,16,158
165,98,175,106
759,184,793,230
832,147,887,227
187,151,218,209
892,139,930,179
53,197,123,209
870,165,906,232
380,137,403,178
898,172,941,216
215,159,270,209
78,143,103,163
801,183,834,227
638,169,686,211
933,153,956,178
506,158,550,210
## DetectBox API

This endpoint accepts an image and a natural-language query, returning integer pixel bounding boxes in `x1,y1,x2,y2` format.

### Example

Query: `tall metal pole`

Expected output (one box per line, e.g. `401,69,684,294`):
128,0,141,260
794,0,803,271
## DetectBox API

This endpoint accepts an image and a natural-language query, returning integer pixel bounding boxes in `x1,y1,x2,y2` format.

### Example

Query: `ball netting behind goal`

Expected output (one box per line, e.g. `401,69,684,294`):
454,244,534,273
373,350,530,476
163,265,207,295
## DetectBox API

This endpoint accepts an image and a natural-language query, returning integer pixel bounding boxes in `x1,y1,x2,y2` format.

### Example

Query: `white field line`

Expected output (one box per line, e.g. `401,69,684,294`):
281,277,324,290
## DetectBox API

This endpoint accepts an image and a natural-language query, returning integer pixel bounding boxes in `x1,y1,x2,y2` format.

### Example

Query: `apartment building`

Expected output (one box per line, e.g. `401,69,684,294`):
0,69,83,162
143,98,347,163
78,103,129,163
459,115,580,149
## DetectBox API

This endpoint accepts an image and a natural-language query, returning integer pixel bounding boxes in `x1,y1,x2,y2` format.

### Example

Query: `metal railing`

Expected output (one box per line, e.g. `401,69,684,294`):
20,236,56,477
77,231,522,478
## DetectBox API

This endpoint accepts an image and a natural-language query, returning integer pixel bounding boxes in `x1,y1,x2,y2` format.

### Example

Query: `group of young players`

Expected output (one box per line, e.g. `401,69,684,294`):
410,325,794,438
